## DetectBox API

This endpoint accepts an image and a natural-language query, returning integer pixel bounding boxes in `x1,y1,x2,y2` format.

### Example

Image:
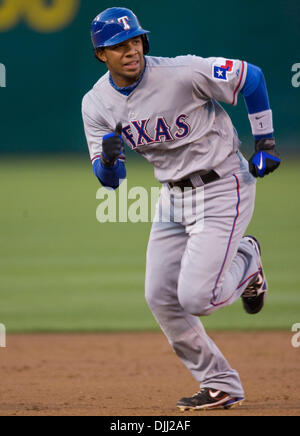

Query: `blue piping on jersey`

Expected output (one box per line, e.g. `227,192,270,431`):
109,57,147,96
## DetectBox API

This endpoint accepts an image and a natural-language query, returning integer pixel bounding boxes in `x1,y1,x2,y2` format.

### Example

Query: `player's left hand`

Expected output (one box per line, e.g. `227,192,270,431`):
249,138,281,178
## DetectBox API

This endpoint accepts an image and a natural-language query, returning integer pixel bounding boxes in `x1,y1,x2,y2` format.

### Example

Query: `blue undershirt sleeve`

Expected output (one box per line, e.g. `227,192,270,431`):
93,159,126,190
241,63,273,139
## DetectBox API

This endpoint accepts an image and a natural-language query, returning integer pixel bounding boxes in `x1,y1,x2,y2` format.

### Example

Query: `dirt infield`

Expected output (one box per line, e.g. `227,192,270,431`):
0,332,299,416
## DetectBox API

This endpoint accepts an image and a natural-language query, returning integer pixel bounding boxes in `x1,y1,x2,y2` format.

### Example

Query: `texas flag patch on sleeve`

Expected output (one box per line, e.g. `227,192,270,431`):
213,59,234,81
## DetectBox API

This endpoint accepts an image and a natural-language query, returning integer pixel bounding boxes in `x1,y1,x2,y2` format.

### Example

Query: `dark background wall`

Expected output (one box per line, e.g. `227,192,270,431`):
0,0,299,154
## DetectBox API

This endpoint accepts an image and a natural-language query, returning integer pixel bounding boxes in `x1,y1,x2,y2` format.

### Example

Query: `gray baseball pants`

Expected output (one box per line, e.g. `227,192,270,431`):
145,155,260,398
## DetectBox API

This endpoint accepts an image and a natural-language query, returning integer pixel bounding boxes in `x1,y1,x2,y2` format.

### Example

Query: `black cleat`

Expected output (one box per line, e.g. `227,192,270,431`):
176,388,244,411
242,235,268,315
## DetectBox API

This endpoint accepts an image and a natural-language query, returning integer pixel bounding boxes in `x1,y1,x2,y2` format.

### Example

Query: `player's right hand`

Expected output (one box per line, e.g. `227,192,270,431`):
101,122,124,167
248,138,281,178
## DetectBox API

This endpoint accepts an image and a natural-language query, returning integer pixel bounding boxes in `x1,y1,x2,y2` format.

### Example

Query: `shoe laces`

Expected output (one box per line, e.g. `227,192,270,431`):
192,389,206,397
243,274,264,298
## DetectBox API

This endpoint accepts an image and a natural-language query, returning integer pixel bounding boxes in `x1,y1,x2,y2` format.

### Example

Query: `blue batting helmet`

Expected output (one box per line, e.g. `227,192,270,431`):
91,7,150,54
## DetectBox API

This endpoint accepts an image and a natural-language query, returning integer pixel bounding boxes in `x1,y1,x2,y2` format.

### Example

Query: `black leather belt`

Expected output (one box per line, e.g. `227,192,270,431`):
168,170,220,191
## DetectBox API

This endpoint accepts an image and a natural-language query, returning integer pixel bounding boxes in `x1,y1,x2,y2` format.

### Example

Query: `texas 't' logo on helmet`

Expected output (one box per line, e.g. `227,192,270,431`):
118,16,131,30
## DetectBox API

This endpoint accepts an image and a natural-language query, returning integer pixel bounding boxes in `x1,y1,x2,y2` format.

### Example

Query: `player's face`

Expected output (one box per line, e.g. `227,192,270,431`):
97,36,145,87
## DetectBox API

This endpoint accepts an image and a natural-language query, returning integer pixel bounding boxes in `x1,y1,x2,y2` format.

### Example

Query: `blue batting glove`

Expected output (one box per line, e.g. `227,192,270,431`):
249,138,281,178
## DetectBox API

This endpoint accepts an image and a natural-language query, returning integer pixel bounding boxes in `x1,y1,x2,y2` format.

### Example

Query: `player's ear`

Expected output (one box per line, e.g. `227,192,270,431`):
95,48,107,63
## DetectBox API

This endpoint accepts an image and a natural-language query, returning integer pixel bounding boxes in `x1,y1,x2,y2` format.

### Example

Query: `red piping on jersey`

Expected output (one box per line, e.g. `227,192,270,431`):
237,268,262,289
232,61,245,105
91,154,101,163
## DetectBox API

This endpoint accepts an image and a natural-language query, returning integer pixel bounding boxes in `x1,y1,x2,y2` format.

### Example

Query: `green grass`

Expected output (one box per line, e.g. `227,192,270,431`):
0,155,299,332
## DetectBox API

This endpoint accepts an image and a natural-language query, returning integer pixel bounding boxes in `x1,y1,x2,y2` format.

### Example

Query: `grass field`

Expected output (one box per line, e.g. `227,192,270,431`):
0,155,299,332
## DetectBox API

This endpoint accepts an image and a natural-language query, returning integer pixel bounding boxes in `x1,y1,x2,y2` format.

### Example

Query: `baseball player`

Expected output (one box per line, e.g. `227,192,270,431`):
82,7,280,411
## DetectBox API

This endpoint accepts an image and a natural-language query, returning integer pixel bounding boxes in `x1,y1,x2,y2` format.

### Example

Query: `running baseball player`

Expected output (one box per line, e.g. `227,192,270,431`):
82,7,280,411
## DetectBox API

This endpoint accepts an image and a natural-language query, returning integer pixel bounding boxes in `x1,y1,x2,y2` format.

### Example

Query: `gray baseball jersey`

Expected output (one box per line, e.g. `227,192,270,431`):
82,53,262,399
82,55,247,182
